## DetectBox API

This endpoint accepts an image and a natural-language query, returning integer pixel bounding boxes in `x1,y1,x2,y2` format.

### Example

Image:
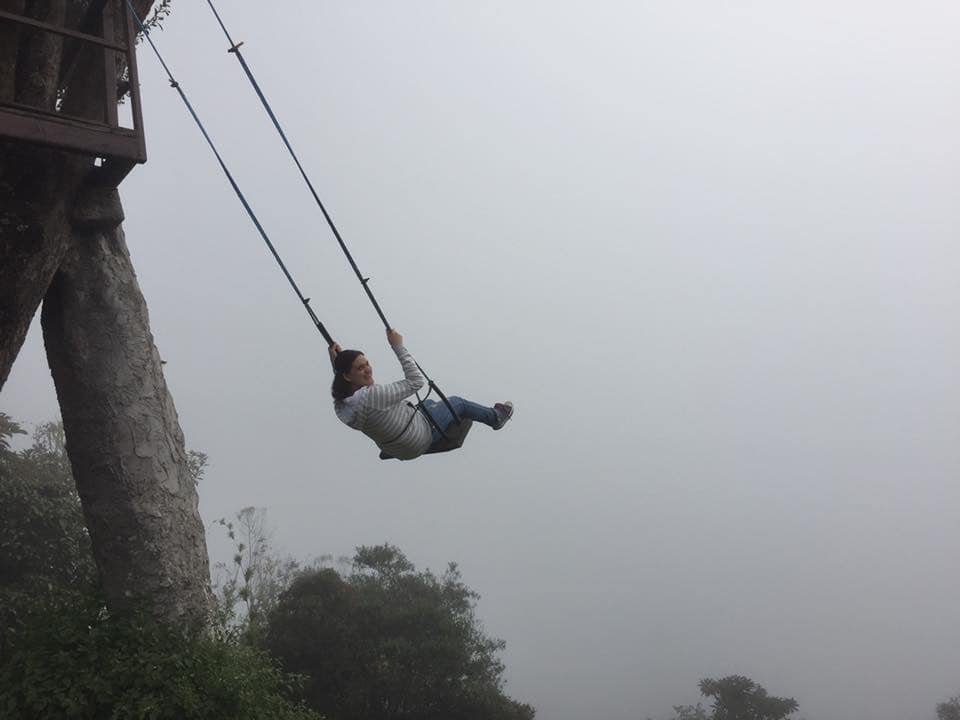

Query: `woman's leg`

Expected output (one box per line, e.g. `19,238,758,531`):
422,397,512,451
424,396,498,430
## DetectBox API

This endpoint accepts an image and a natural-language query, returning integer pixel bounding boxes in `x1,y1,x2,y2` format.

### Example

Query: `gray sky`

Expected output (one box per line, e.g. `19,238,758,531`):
4,2,960,718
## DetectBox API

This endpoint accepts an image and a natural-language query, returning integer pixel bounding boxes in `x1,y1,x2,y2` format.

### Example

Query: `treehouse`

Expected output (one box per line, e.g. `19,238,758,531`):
0,1,146,186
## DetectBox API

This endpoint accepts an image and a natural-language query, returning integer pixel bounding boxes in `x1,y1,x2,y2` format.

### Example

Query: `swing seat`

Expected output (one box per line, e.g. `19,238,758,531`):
379,420,473,461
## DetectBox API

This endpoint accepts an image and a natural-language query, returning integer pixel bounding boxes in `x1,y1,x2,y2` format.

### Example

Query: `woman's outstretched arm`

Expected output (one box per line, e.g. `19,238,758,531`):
365,329,425,409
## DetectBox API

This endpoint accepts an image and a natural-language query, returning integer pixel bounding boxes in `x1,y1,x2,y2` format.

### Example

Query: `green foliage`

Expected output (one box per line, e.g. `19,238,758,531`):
143,0,174,33
0,416,206,612
938,696,960,720
187,449,209,485
1,419,531,720
0,416,319,719
213,507,302,641
0,418,97,640
670,704,709,720
0,417,93,658
0,413,25,452
698,676,798,720
0,590,322,720
264,543,535,720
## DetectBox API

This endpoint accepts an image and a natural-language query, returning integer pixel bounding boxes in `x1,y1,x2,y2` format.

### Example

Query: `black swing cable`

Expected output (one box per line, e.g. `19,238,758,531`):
205,0,388,333
125,2,460,433
125,0,334,347
202,0,462,428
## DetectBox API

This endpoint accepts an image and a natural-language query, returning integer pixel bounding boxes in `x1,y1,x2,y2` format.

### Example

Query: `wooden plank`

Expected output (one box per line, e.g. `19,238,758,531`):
83,0,111,34
58,0,113,93
101,1,118,128
0,9,126,51
91,156,137,187
0,98,111,127
0,104,144,160
123,4,147,160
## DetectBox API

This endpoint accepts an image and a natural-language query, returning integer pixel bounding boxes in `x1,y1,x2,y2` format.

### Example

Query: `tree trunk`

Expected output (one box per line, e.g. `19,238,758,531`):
0,0,82,389
0,0,151,388
0,146,88,389
41,186,211,628
2,0,212,628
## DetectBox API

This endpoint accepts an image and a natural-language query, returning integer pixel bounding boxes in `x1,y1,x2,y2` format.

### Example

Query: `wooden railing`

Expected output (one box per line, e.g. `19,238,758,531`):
0,1,146,184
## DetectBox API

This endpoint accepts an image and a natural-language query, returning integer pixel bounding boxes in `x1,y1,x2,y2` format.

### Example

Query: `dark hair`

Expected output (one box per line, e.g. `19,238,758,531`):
331,349,364,401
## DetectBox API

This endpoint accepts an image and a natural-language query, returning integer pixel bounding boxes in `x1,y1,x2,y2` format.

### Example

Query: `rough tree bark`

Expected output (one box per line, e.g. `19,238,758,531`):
0,0,84,389
0,146,85,389
42,188,211,627
1,0,212,627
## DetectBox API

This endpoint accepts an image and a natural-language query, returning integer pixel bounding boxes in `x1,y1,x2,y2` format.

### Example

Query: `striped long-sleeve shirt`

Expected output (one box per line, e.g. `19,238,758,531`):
334,344,433,460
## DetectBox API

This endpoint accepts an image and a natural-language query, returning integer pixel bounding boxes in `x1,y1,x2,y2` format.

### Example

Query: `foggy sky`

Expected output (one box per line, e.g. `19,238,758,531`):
4,2,959,719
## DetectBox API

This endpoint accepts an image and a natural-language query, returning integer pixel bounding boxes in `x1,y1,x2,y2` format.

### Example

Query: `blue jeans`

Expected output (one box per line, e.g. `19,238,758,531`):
422,396,498,448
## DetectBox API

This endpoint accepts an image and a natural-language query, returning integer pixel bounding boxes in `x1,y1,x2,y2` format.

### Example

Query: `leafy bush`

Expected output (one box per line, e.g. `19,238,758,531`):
0,418,96,595
0,591,322,720
264,544,534,720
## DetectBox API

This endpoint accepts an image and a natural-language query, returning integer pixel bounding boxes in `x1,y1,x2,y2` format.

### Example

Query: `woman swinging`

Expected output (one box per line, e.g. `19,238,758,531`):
329,329,513,460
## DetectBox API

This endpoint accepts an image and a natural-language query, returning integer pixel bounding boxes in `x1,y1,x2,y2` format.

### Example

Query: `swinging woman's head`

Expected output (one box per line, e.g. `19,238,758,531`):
331,349,375,400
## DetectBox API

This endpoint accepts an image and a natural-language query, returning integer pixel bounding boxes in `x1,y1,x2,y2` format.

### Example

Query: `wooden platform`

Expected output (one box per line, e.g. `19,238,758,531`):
0,2,146,186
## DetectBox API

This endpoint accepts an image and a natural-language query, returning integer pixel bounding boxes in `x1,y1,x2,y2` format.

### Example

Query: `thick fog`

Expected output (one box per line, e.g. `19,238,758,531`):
4,2,959,718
